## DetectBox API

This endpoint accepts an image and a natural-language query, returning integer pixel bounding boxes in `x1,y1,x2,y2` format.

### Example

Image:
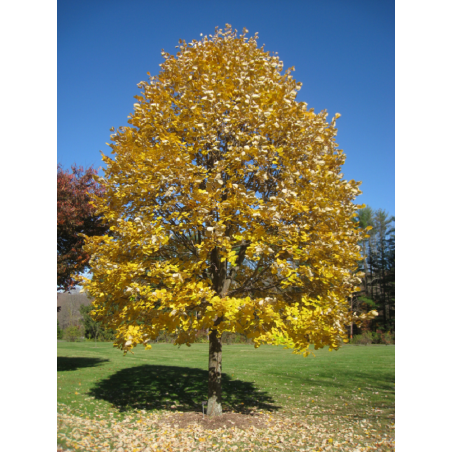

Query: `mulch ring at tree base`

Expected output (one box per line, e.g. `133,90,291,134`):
162,410,268,430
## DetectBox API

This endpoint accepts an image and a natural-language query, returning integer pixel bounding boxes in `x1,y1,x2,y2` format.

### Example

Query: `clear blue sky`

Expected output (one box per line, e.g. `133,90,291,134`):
58,0,394,217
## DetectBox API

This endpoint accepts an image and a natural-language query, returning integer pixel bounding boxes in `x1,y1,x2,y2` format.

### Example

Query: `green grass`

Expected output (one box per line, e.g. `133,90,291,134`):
58,341,395,450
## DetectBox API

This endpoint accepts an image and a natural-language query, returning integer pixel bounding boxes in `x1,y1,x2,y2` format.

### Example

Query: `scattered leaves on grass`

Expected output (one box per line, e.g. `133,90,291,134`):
57,405,395,452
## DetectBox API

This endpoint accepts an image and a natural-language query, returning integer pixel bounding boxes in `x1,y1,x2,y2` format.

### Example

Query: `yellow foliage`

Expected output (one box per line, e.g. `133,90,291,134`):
77,25,376,355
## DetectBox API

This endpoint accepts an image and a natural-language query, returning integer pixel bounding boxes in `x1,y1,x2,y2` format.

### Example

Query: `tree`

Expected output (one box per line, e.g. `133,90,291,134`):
354,206,395,333
57,320,63,340
57,292,92,329
79,304,101,342
371,209,395,331
63,325,84,342
57,164,108,291
80,304,115,342
350,206,375,338
356,206,374,294
78,25,376,416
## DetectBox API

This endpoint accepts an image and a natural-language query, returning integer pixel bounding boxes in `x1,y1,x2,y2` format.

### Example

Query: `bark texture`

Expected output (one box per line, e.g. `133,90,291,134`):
207,326,222,416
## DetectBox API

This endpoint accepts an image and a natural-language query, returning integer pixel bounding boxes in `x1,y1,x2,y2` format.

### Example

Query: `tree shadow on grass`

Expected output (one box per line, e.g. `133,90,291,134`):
89,365,280,414
57,357,109,372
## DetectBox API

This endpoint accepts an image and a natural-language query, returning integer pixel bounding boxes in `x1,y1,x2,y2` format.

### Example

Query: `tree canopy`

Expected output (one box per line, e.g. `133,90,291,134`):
78,25,376,415
57,164,107,291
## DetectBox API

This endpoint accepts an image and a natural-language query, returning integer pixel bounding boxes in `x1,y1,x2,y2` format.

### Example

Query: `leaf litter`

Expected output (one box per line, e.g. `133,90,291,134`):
57,405,395,451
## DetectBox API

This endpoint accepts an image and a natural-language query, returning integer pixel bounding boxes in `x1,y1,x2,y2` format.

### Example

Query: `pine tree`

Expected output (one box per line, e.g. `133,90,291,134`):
370,209,395,330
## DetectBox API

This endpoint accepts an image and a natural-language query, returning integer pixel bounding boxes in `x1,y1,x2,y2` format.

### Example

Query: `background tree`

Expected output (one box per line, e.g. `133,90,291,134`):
80,304,115,342
349,206,375,338
57,291,92,329
355,206,395,333
356,206,374,295
78,25,376,416
371,209,395,331
57,164,108,291
57,320,63,340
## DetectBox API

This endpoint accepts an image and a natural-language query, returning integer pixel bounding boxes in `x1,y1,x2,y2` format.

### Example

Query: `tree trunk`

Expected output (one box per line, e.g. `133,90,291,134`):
207,326,222,416
379,244,387,327
361,240,369,295
350,297,354,339
206,239,248,416
368,239,375,301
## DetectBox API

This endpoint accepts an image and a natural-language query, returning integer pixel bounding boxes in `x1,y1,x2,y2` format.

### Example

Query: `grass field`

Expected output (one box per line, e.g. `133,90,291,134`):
57,341,395,451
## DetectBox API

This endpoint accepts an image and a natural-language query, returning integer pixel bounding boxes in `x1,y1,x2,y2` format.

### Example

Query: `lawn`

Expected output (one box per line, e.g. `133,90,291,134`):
57,341,395,451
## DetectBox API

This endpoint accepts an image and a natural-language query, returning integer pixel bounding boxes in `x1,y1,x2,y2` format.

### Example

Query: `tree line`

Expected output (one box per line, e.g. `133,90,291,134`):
353,206,395,335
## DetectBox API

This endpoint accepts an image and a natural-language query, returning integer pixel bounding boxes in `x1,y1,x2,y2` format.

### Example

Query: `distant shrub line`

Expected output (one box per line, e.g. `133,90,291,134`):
59,324,395,345
57,301,394,346
350,330,395,345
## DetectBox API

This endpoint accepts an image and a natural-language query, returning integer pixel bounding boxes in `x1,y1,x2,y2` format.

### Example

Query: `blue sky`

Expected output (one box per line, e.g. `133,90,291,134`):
58,0,394,217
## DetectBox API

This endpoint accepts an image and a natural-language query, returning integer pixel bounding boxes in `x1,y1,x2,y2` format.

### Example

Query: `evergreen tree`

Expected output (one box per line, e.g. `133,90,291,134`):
369,209,395,331
355,206,395,332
